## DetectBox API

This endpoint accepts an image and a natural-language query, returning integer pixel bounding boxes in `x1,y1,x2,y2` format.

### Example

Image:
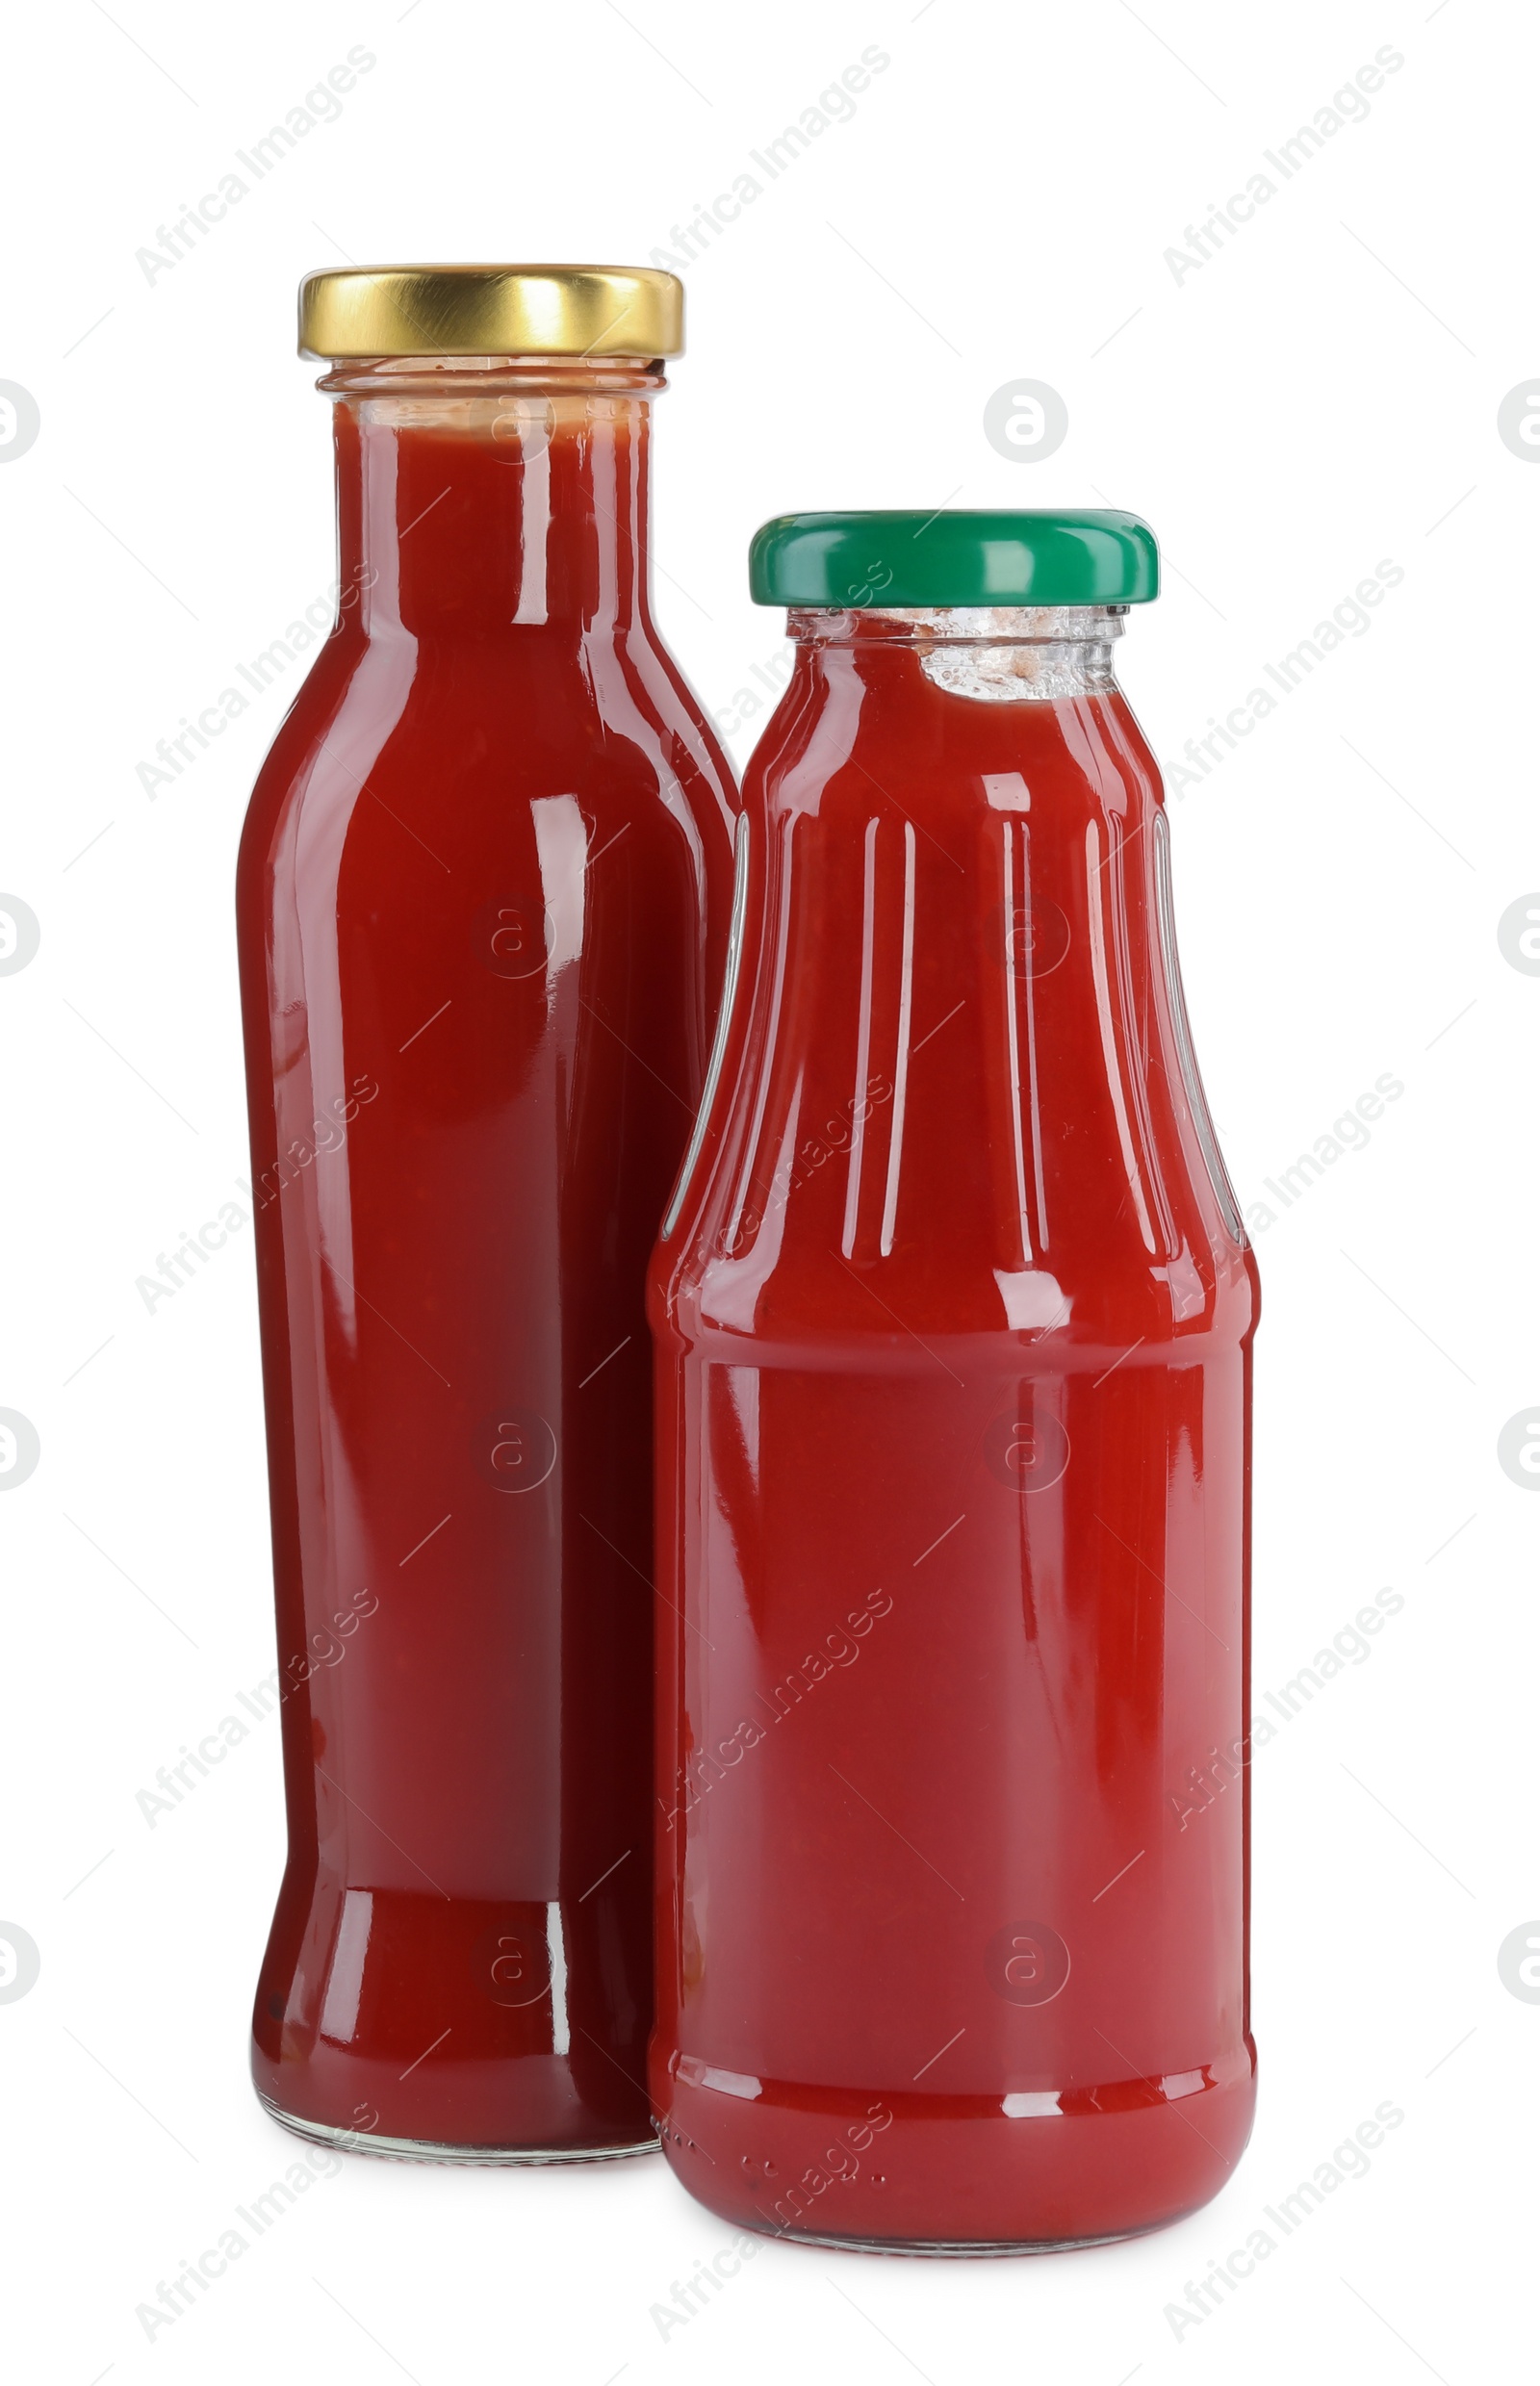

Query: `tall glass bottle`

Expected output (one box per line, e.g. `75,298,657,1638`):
651,512,1257,2247
237,267,736,2161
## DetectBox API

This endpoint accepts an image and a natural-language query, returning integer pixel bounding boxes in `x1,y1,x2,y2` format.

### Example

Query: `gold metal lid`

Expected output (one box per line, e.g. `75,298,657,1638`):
298,265,683,360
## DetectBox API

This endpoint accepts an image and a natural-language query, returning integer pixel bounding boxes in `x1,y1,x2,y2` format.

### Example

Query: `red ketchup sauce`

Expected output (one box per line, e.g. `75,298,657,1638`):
238,349,735,2156
651,576,1256,2247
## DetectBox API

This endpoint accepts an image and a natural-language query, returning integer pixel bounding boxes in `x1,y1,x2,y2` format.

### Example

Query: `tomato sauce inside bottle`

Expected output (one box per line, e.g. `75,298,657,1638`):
238,272,735,2159
651,517,1257,2248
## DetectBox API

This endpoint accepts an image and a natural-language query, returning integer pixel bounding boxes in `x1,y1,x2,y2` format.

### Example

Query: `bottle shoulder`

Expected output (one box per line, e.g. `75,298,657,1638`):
654,669,1252,1356
239,626,736,881
654,1198,1257,1359
742,659,1161,810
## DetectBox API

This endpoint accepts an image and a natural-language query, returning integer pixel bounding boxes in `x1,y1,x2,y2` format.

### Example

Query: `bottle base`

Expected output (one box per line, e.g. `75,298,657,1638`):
655,2040,1256,2250
743,2220,1158,2258
258,2092,660,2168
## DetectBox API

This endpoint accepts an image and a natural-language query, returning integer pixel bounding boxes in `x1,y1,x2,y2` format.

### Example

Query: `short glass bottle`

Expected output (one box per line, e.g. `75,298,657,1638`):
650,512,1257,2249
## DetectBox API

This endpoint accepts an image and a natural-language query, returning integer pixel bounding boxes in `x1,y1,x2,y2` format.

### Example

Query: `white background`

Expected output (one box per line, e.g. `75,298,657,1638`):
2,0,1533,2378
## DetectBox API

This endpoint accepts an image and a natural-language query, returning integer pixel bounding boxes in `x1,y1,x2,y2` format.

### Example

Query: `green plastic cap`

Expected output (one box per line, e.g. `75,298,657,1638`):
748,508,1159,609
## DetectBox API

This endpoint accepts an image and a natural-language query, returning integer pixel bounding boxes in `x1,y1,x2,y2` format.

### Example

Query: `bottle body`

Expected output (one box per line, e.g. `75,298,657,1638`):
239,359,736,2156
650,607,1256,2245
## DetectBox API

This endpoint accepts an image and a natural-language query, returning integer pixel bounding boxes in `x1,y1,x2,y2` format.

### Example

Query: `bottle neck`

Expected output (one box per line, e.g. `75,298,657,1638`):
326,355,664,636
787,604,1126,702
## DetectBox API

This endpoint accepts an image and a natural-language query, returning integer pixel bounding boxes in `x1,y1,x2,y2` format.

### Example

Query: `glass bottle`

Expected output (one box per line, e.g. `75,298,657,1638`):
650,511,1257,2248
237,267,736,2161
